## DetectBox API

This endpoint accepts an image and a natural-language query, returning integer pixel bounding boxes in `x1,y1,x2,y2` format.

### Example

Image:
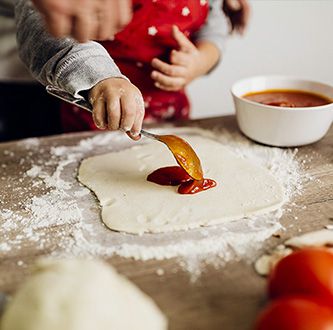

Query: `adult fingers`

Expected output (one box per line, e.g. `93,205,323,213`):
92,97,107,129
116,0,132,29
94,10,110,40
71,6,95,43
95,0,117,40
44,12,72,38
97,15,112,40
71,16,88,42
170,50,189,66
95,0,132,40
151,58,186,77
172,25,195,52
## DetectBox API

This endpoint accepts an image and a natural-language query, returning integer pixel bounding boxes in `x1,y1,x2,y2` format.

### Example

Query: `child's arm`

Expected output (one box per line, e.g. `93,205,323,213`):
15,0,143,138
194,0,229,59
151,0,229,91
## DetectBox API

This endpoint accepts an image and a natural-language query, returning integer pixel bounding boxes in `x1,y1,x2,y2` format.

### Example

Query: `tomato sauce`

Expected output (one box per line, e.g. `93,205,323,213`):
147,166,216,195
243,89,331,108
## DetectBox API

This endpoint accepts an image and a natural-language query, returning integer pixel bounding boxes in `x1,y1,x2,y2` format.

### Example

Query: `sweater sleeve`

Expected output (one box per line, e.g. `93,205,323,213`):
194,0,229,56
14,0,127,98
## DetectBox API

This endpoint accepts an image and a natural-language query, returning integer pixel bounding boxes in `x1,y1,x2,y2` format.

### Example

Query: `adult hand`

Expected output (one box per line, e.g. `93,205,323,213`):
89,78,145,140
31,0,132,42
222,0,250,34
151,25,219,91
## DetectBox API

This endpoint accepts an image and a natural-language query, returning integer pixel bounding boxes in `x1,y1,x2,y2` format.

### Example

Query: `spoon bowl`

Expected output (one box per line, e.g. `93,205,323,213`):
141,131,203,180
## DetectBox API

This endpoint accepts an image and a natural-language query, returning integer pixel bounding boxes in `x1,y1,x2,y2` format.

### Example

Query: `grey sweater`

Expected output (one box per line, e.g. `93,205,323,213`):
11,0,228,98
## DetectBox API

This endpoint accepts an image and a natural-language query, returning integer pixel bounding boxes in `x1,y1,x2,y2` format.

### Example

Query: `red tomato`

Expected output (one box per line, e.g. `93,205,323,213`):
254,296,333,330
268,248,333,302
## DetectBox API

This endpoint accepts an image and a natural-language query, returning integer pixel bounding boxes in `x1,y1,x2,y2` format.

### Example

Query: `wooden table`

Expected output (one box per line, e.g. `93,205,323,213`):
0,116,332,330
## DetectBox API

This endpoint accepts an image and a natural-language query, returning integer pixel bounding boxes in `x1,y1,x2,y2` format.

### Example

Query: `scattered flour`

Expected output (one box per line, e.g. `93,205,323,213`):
0,127,309,278
26,165,42,178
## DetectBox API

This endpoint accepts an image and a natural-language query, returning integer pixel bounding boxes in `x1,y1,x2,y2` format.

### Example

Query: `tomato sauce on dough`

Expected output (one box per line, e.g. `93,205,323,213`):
243,89,331,108
147,166,216,195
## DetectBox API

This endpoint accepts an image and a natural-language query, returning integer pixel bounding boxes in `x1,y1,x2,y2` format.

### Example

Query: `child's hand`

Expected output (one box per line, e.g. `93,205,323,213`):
151,26,202,91
89,78,145,140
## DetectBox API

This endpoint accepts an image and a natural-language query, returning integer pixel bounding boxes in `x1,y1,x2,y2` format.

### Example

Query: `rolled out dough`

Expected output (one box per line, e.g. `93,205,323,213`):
78,135,285,234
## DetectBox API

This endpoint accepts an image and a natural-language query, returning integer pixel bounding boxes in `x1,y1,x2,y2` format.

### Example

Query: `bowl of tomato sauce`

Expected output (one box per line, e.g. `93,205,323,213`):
231,76,333,147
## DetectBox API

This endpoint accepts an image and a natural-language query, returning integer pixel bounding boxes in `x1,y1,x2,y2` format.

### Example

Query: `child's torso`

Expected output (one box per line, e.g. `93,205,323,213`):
101,0,209,64
101,0,209,122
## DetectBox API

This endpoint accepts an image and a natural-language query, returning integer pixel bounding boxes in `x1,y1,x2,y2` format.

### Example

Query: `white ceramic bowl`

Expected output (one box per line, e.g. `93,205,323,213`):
231,76,333,147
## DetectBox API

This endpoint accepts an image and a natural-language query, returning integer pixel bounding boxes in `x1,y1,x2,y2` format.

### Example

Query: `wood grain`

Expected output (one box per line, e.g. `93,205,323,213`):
0,116,332,330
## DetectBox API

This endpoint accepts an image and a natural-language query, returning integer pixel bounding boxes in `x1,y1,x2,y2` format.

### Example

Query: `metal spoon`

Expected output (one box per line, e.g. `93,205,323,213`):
46,86,203,180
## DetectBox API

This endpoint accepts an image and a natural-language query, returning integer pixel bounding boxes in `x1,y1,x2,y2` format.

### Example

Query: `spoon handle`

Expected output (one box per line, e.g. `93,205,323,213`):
140,130,158,140
46,85,156,140
46,85,94,113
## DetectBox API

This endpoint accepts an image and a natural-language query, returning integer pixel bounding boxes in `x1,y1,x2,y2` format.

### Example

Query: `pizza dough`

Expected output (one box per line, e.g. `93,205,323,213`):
0,259,167,330
78,135,285,234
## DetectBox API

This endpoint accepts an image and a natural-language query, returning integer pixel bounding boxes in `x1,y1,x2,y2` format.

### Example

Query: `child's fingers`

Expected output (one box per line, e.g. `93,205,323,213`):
154,82,183,92
105,95,122,130
151,72,185,91
151,71,185,89
129,101,145,140
170,50,189,66
119,93,138,132
151,58,186,77
172,25,195,53
92,97,107,129
90,78,144,137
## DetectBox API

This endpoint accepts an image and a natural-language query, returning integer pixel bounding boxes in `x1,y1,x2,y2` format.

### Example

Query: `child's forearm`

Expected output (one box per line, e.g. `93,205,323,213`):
195,40,221,77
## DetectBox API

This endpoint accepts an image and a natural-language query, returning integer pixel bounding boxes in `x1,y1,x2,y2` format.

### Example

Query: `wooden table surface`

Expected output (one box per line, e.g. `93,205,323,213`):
0,115,332,330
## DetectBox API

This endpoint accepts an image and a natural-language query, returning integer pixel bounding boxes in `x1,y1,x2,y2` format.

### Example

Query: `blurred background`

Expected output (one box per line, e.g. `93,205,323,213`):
189,0,333,118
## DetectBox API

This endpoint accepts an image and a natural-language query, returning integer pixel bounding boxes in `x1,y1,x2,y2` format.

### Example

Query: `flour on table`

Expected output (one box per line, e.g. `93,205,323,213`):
0,127,310,277
78,136,285,234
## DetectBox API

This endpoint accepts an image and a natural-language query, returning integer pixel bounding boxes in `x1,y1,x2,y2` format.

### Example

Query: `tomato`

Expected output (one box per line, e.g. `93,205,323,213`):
254,296,333,330
268,248,333,303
